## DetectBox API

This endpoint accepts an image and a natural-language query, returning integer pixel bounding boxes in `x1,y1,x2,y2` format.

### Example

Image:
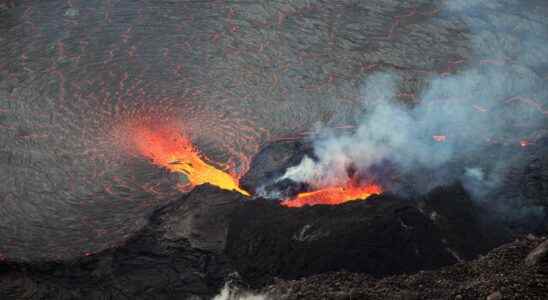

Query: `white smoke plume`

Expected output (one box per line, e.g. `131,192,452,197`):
279,0,548,202
212,284,270,300
281,67,545,194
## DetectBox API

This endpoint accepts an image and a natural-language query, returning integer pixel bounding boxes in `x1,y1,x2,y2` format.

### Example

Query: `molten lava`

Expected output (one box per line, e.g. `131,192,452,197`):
281,183,382,207
129,125,250,196
124,124,383,205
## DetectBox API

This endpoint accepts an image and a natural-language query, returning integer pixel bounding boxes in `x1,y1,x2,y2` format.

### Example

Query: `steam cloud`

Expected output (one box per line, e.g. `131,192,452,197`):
212,284,270,300
281,68,545,193
278,0,547,218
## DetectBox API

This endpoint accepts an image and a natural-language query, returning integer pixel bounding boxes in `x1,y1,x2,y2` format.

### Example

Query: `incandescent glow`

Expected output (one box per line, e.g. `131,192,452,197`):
129,125,250,196
122,124,384,205
281,183,382,207
433,135,447,142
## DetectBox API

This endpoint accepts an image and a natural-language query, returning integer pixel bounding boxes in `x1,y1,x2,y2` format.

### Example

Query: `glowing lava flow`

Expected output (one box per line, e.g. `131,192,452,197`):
125,125,383,204
130,126,250,196
281,183,382,207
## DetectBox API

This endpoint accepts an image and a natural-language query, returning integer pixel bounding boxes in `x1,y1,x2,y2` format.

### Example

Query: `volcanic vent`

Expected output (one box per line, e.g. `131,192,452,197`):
1,0,548,298
121,121,383,207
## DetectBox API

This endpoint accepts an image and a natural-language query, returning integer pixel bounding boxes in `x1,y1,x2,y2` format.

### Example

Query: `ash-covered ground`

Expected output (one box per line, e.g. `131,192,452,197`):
1,0,548,298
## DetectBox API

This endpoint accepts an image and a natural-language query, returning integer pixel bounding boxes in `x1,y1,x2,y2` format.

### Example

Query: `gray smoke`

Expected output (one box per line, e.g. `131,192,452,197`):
279,0,547,208
281,67,545,193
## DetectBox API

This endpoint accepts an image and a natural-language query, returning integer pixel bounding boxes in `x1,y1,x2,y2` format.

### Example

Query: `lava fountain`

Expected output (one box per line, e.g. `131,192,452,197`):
281,183,382,207
128,125,250,196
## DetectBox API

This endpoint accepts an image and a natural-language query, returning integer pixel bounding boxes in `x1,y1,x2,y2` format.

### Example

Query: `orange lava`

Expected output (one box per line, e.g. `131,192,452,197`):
281,183,382,207
123,123,383,205
129,125,250,196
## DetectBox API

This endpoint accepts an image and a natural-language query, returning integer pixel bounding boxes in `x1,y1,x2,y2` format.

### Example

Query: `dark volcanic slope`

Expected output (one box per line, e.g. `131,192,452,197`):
0,184,245,300
0,184,514,299
263,236,548,300
5,0,548,261
226,184,510,287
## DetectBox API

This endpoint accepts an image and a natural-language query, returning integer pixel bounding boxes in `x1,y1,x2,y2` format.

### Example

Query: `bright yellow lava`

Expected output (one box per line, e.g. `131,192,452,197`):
130,125,249,196
282,183,382,207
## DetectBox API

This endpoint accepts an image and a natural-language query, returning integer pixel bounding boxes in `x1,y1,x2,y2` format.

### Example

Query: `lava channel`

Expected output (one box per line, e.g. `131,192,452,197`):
129,125,250,196
281,183,382,207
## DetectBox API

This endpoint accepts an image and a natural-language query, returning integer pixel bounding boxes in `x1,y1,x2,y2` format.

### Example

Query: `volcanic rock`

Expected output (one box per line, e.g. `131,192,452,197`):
2,0,548,263
525,239,548,268
0,183,524,298
0,185,245,300
486,291,503,300
417,184,511,260
492,137,548,233
226,184,511,287
239,140,314,195
156,184,244,253
261,237,548,299
521,138,548,207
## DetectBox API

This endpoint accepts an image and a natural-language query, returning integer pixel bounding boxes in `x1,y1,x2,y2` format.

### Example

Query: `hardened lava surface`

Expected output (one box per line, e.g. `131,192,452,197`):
0,0,547,260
